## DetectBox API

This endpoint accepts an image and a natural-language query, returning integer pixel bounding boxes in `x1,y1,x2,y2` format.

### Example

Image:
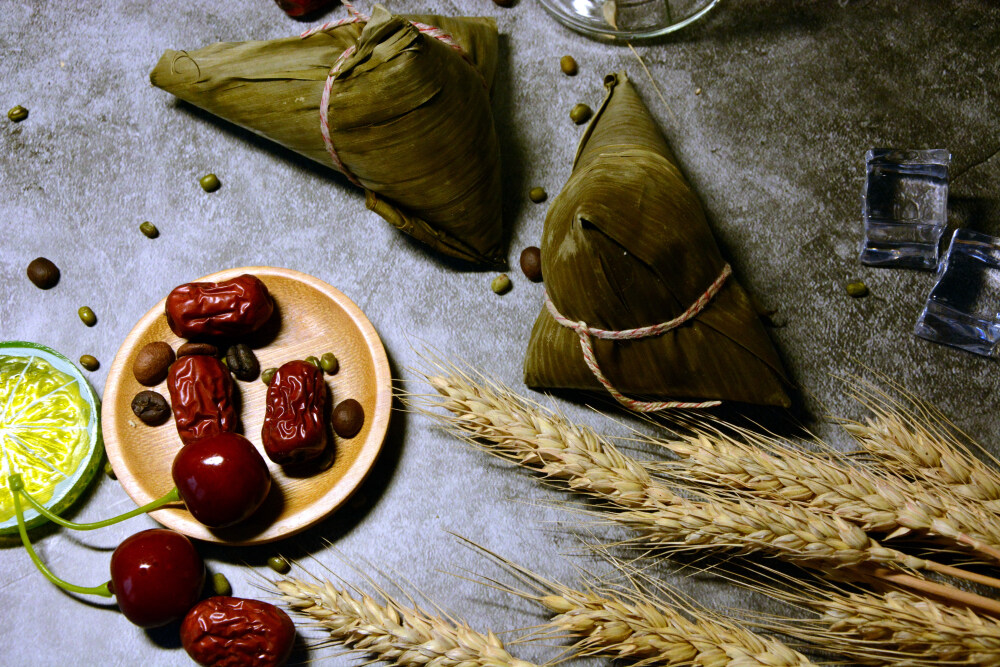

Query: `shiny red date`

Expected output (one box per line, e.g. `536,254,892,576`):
181,596,295,667
166,274,274,339
262,360,327,465
168,355,238,446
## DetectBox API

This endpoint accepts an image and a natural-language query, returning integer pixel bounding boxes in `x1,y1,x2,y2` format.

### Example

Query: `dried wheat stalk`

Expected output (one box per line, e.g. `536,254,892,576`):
406,366,1000,615
462,541,817,667
756,579,1000,666
275,576,536,667
840,381,1000,504
846,411,1000,505
651,424,1000,564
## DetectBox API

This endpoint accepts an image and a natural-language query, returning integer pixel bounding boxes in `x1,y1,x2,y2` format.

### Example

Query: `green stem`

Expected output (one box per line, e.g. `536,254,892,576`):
9,473,181,530
11,478,112,598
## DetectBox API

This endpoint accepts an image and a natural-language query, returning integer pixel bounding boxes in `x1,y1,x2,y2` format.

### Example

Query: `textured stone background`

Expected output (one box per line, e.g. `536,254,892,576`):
1,0,999,664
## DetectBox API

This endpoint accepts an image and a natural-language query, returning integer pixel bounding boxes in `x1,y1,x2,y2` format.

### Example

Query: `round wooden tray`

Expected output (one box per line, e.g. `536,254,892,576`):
102,267,391,545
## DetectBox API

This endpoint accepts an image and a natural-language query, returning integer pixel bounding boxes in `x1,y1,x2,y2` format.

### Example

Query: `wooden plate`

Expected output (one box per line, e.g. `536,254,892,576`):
102,267,391,545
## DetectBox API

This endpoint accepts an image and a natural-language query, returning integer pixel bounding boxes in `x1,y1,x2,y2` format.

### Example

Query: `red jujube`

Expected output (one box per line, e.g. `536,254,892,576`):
262,360,327,465
168,355,238,445
166,274,274,339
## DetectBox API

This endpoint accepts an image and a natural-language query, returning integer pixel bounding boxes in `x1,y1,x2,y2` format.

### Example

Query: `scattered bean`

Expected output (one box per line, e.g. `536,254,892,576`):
78,306,97,327
139,221,159,239
199,173,221,192
104,459,117,479
130,390,172,426
133,341,175,386
528,187,547,203
492,0,515,6
519,246,543,283
491,274,512,295
177,342,218,358
211,572,232,597
846,281,869,298
332,398,365,438
26,257,59,289
304,356,320,368
267,556,290,574
7,105,28,122
226,344,260,382
570,103,593,125
261,367,277,386
560,55,578,76
320,352,339,375
79,355,100,372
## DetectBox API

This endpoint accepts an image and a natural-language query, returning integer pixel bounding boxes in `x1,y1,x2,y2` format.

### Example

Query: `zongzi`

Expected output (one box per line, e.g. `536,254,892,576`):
524,72,791,409
150,4,504,266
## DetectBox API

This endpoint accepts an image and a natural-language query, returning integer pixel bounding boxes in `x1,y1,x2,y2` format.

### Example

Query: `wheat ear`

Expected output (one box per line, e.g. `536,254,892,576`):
652,423,1000,564
458,539,817,667
754,576,1000,667
274,576,537,667
407,368,1000,615
840,381,1000,505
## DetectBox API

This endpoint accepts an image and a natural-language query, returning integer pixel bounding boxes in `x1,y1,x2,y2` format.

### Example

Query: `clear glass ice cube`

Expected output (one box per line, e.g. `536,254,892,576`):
859,148,950,270
914,229,1000,357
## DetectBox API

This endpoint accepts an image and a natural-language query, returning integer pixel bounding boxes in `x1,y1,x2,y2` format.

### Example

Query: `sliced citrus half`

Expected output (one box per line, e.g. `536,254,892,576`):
0,342,103,534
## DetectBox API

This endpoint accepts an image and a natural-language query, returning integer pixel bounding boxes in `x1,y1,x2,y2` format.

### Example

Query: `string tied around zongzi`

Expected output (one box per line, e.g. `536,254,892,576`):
544,263,733,412
302,1,485,187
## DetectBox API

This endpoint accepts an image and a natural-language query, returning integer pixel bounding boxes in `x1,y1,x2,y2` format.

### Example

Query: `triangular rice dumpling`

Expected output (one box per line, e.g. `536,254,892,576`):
150,5,504,266
524,72,791,408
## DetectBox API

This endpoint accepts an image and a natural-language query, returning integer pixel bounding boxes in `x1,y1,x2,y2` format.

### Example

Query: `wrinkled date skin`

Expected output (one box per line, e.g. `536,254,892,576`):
262,360,327,464
166,274,274,339
168,355,238,445
181,596,296,667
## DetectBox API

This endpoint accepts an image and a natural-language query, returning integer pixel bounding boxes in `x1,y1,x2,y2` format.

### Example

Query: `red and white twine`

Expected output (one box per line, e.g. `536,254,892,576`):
544,263,733,411
301,1,479,186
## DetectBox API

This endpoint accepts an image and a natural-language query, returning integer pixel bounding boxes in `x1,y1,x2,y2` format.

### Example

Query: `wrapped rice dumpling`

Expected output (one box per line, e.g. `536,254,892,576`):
150,5,504,266
524,72,791,409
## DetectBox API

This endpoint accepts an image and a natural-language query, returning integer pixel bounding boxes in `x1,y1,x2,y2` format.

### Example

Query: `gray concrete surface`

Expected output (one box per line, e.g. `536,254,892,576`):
1,0,999,664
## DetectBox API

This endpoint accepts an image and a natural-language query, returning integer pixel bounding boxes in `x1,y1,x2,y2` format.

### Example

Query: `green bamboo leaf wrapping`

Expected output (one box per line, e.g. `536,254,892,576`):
150,5,504,266
524,72,791,408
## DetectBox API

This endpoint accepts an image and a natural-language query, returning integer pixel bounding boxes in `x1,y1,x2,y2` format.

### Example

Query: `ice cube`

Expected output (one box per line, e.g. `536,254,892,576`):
859,148,950,270
914,228,1000,357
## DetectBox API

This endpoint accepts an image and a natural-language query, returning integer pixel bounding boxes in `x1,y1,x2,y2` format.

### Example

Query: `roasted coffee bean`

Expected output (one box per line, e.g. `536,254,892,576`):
26,257,59,289
332,399,365,439
176,342,219,358
131,390,171,426
226,344,260,382
519,246,543,283
133,341,175,386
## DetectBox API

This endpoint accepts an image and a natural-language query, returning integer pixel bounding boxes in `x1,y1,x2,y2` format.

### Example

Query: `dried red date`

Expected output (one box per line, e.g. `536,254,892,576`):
262,360,327,464
168,355,238,445
181,596,295,667
166,274,274,339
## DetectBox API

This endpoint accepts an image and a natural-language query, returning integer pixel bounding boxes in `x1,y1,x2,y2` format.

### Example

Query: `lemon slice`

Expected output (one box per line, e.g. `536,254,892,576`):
0,342,103,534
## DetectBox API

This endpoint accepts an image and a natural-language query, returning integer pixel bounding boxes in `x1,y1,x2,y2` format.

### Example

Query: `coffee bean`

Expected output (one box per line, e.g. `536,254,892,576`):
130,390,171,426
133,341,175,386
519,246,543,282
27,257,60,289
177,342,219,358
332,399,365,438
